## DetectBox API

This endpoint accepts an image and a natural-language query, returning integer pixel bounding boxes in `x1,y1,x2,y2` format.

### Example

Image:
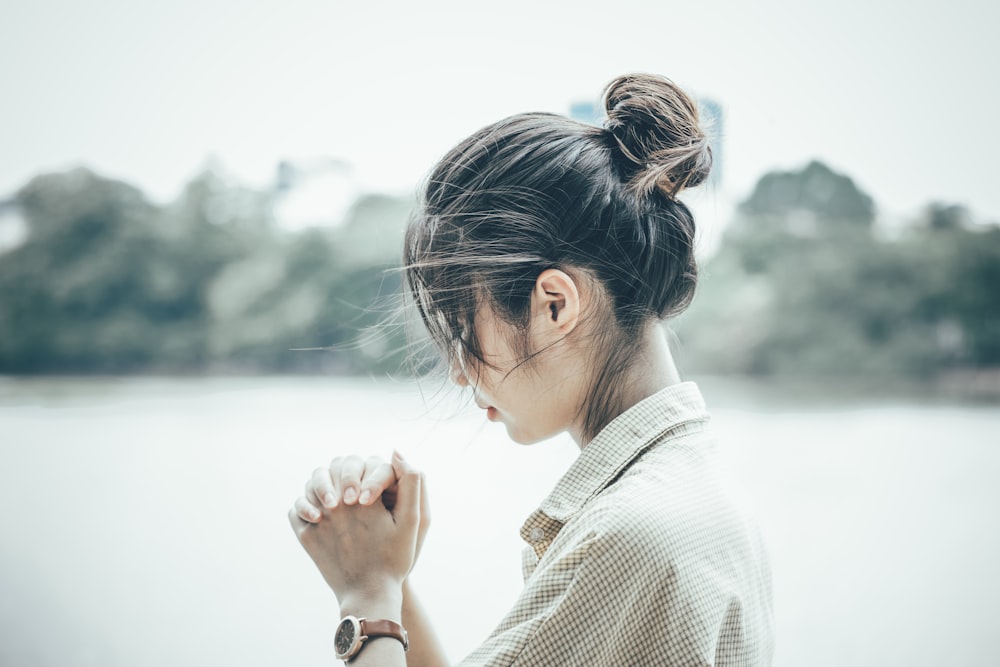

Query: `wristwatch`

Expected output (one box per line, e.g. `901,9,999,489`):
334,615,408,662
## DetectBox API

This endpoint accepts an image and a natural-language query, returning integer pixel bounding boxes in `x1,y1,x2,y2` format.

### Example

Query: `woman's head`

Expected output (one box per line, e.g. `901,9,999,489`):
404,73,712,443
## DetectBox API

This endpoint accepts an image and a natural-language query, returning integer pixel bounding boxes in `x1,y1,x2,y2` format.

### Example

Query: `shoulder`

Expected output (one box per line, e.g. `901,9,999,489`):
573,440,758,575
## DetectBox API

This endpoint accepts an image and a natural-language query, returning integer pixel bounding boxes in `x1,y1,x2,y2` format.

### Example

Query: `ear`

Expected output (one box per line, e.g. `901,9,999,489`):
530,269,581,338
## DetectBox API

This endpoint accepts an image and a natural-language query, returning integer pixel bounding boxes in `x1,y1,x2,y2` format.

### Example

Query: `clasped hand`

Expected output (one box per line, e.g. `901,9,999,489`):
288,451,430,604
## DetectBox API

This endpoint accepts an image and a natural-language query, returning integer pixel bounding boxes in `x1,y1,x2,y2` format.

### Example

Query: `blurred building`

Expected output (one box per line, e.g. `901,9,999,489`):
699,98,724,190
569,100,603,126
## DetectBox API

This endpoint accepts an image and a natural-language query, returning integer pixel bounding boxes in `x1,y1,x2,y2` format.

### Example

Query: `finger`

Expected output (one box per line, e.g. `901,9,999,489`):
294,496,322,523
385,451,410,511
358,458,397,506
391,449,419,481
337,455,365,505
419,471,431,533
308,466,338,509
393,457,422,531
393,450,430,533
287,506,309,536
327,456,344,505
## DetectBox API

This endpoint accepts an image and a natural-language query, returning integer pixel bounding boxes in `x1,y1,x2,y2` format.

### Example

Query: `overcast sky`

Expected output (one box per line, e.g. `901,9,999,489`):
2,0,997,223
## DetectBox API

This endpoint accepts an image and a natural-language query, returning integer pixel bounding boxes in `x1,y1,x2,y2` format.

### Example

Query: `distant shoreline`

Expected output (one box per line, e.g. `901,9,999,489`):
1,372,997,409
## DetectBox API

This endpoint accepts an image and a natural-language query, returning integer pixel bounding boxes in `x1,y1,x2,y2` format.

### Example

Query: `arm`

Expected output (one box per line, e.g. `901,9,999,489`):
402,580,450,667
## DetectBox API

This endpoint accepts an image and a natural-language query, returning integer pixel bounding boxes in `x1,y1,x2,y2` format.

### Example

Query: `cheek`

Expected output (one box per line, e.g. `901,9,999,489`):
450,362,470,387
505,393,564,441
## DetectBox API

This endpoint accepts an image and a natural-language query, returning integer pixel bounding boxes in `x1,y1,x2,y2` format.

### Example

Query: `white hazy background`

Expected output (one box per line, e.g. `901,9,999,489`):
2,377,999,667
3,2,1000,666
2,0,999,223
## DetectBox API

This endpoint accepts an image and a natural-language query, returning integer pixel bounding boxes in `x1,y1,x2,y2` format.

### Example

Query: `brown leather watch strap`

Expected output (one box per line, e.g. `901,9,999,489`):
359,618,408,652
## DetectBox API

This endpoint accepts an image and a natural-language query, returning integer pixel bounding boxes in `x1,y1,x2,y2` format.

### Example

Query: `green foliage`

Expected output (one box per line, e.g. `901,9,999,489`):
0,168,412,375
739,160,875,229
677,161,1000,379
2,160,996,380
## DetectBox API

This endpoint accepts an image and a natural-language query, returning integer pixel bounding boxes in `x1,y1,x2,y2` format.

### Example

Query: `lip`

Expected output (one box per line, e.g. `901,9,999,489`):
474,396,499,421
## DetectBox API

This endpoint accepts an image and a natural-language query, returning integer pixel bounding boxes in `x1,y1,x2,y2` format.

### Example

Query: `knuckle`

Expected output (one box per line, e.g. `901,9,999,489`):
313,473,332,490
295,496,314,511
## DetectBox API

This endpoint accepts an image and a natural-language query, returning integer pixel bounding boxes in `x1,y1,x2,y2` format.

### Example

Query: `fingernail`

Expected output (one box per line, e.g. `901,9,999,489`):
307,509,320,521
359,489,372,505
343,488,358,504
323,492,337,508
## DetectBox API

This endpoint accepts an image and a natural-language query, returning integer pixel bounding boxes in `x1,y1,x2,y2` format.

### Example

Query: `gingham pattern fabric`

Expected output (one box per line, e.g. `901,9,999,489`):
458,382,775,666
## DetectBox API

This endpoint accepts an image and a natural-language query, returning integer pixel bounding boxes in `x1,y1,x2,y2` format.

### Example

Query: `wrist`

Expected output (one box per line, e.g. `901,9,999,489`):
339,583,404,623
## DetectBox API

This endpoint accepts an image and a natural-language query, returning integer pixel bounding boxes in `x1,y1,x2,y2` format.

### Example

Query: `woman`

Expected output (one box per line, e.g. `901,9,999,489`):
288,73,775,666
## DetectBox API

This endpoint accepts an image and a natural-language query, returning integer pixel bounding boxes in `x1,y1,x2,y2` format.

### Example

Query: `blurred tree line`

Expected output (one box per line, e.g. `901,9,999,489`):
0,161,997,384
0,168,414,374
674,161,1000,382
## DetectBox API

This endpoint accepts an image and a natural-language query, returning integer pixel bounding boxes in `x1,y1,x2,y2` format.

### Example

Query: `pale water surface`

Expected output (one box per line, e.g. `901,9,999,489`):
0,377,997,666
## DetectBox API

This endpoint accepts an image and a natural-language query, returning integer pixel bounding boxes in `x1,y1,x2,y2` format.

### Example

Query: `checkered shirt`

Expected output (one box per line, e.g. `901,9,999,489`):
458,382,775,666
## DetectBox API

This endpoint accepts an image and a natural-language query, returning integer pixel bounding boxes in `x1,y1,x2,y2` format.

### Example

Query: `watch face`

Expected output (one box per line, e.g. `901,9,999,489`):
335,618,357,656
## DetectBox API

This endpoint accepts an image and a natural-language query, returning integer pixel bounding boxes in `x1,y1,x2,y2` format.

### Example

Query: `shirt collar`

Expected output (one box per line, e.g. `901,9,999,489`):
520,381,710,549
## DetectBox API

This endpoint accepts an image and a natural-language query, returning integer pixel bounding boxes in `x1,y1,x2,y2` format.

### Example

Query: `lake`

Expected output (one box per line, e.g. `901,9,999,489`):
1,376,997,666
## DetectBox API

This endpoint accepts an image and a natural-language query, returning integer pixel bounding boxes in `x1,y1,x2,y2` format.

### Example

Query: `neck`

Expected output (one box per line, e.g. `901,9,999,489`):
570,321,682,448
628,320,683,402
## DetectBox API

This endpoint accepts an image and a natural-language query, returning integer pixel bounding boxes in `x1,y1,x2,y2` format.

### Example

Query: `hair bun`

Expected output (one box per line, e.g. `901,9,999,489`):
603,73,712,199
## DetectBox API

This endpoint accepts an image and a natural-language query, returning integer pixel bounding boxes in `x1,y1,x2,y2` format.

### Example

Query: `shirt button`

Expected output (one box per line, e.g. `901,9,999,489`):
529,527,545,542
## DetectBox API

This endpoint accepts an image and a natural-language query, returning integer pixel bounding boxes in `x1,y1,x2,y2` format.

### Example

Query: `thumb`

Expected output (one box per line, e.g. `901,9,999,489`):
393,466,421,530
391,449,416,479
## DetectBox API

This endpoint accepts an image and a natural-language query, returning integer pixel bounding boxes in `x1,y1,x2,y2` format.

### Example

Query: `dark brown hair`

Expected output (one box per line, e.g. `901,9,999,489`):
404,73,712,441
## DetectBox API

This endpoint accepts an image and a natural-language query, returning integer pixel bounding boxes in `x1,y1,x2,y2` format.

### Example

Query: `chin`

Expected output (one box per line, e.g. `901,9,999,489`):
504,423,556,446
